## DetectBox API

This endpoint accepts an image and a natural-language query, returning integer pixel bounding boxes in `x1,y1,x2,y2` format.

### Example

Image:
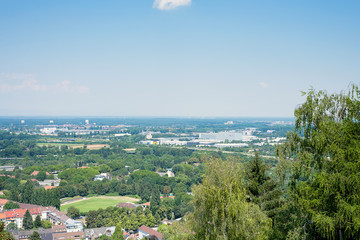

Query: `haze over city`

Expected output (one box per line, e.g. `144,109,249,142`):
1,0,359,117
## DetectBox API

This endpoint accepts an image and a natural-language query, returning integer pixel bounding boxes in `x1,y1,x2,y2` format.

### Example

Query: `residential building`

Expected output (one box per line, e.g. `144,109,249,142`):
0,199,9,211
93,173,112,181
31,171,50,176
123,148,136,154
156,170,174,178
38,179,60,187
84,226,115,240
65,219,84,232
0,166,19,172
138,225,163,240
116,202,137,209
9,228,53,240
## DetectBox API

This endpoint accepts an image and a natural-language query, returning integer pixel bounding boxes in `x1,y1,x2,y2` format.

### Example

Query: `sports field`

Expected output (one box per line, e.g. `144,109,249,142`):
60,196,139,212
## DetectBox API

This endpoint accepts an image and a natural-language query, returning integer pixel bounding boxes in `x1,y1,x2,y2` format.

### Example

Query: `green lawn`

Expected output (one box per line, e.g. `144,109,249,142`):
60,196,139,213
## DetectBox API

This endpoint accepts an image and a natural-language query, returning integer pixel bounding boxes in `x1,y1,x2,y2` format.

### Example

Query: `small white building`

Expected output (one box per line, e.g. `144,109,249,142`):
66,219,84,232
166,170,175,178
40,128,57,135
94,173,112,181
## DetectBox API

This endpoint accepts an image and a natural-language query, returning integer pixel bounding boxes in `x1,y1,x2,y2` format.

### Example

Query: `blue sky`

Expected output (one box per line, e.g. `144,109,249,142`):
0,0,359,117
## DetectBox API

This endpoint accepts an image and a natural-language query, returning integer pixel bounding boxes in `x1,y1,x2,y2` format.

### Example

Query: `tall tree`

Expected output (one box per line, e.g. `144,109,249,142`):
278,85,360,239
23,210,34,230
21,180,34,204
10,189,19,202
246,153,285,239
111,222,125,240
190,157,271,239
246,152,268,204
246,153,283,217
150,186,161,216
34,215,42,228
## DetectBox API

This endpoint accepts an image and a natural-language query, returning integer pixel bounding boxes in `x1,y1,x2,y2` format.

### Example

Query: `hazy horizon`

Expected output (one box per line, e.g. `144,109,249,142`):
0,116,295,120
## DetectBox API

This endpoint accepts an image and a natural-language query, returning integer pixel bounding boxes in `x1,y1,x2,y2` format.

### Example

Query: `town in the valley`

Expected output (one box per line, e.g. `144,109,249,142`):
0,117,291,239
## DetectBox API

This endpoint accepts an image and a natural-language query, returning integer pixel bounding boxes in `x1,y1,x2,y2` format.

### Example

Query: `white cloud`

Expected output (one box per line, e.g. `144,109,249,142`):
259,81,269,89
0,73,89,93
153,0,191,10
55,80,90,93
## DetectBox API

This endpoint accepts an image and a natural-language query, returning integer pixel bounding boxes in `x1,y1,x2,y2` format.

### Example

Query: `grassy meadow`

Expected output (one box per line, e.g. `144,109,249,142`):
60,196,139,213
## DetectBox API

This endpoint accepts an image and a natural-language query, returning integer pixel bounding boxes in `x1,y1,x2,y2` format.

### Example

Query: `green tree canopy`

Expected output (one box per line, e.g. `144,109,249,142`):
150,186,161,216
41,220,52,229
34,215,42,228
190,157,271,239
111,222,125,240
0,222,14,240
23,210,34,230
29,231,41,240
5,222,17,231
35,171,47,181
66,206,80,219
3,201,20,210
278,85,360,239
246,152,283,218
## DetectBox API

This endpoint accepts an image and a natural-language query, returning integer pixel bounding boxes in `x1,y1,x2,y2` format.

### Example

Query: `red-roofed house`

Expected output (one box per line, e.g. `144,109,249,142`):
0,199,9,211
44,186,57,190
0,175,15,178
31,171,50,176
141,202,151,207
0,202,84,232
138,225,163,240
52,224,67,233
0,206,43,229
123,231,130,238
77,166,89,169
116,202,136,209
2,209,26,228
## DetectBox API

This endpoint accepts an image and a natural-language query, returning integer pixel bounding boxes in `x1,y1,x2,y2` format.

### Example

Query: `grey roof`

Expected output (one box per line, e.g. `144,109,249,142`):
85,226,116,238
9,228,53,240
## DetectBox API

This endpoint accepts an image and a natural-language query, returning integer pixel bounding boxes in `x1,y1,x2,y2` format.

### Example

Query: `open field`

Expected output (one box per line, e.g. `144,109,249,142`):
85,144,110,150
60,196,139,212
